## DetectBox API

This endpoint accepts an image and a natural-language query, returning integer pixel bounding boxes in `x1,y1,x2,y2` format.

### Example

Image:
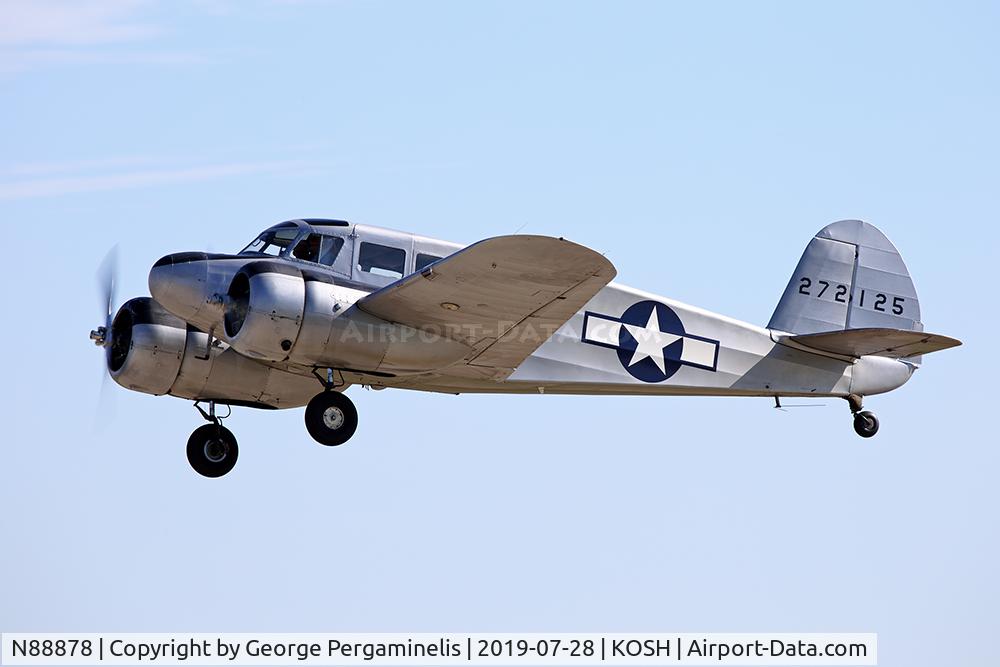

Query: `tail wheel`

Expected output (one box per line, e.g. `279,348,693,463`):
853,410,879,438
305,391,358,446
186,424,239,477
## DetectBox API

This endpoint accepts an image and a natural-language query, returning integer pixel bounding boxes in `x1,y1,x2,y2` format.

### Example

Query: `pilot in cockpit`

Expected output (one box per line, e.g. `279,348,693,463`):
292,234,321,263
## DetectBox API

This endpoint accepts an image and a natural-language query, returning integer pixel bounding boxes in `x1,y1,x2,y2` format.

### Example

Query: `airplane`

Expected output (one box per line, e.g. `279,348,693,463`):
91,218,961,477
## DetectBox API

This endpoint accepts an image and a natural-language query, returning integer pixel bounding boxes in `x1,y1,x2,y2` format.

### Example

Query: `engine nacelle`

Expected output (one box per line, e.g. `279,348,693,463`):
109,298,188,394
220,262,471,373
223,262,305,361
108,297,318,408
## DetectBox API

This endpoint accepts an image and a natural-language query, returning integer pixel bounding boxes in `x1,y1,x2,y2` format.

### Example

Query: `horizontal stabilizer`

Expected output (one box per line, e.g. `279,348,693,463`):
785,328,961,358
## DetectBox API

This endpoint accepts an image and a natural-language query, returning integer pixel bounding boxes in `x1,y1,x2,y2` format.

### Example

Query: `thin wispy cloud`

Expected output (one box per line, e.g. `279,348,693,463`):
0,0,214,73
0,155,164,178
0,48,213,74
0,0,156,47
0,160,313,200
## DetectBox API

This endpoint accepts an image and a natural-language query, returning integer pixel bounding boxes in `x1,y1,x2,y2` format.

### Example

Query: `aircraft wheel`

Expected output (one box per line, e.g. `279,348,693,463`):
186,424,239,477
853,411,879,438
305,391,358,446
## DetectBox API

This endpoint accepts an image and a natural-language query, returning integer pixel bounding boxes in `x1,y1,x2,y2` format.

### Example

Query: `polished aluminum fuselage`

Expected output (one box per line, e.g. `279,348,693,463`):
142,220,913,408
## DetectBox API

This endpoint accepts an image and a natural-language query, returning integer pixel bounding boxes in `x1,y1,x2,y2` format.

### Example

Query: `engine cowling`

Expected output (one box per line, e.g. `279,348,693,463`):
108,296,319,408
223,262,305,361
108,298,187,394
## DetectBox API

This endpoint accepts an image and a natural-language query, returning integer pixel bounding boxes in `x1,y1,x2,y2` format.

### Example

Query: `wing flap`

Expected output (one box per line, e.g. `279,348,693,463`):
358,235,616,375
786,327,961,358
466,272,613,374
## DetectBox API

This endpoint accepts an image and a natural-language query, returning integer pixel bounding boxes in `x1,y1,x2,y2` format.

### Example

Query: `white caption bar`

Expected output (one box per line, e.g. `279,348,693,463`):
0,633,877,666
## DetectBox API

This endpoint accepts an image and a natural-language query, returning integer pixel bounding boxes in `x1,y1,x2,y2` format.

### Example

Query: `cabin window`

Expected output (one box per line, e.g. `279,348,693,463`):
292,234,344,266
358,242,406,279
415,253,442,272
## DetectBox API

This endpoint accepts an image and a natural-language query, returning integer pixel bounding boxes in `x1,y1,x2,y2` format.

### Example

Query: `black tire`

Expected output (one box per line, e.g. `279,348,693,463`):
186,424,239,477
853,410,879,438
305,391,358,446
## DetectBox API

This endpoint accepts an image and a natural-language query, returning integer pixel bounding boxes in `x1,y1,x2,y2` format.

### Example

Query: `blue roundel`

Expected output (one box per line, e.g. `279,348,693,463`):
617,300,687,383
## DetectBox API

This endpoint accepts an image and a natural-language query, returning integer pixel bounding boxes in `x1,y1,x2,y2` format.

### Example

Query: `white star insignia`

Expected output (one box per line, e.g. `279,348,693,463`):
621,306,681,374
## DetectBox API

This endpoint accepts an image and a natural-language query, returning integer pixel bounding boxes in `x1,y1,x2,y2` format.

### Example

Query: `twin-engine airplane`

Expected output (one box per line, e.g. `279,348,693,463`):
91,218,960,477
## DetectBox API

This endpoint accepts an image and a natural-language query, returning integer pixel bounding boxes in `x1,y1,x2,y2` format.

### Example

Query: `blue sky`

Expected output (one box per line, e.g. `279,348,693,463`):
1,1,996,665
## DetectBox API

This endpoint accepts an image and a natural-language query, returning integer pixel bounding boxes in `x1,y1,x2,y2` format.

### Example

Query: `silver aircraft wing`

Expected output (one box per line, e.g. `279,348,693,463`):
357,235,617,379
784,327,961,358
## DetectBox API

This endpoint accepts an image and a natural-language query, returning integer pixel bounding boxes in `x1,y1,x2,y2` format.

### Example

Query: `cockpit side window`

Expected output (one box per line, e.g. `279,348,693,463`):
318,236,345,266
241,228,298,256
292,234,345,266
292,234,321,262
358,242,406,279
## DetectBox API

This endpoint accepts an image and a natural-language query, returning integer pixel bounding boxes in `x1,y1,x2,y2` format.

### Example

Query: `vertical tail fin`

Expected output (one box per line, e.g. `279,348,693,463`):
768,220,922,335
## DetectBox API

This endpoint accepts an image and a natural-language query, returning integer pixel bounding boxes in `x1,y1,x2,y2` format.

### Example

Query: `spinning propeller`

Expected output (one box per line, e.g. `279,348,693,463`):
91,245,118,348
91,246,119,426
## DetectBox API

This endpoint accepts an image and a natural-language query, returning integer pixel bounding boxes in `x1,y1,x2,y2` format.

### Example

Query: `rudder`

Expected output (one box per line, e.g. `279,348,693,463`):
768,220,922,335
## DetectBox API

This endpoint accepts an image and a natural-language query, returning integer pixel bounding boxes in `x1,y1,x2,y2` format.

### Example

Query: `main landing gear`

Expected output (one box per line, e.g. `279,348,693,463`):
847,394,879,438
183,372,360,477
304,368,359,446
187,401,239,477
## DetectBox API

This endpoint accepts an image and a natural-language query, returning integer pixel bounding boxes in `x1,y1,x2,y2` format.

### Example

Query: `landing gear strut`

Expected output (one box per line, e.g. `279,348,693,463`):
847,394,879,438
187,401,239,477
305,368,359,446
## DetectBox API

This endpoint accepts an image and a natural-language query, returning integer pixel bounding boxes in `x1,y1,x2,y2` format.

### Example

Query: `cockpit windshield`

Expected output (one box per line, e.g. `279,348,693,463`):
240,227,299,256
